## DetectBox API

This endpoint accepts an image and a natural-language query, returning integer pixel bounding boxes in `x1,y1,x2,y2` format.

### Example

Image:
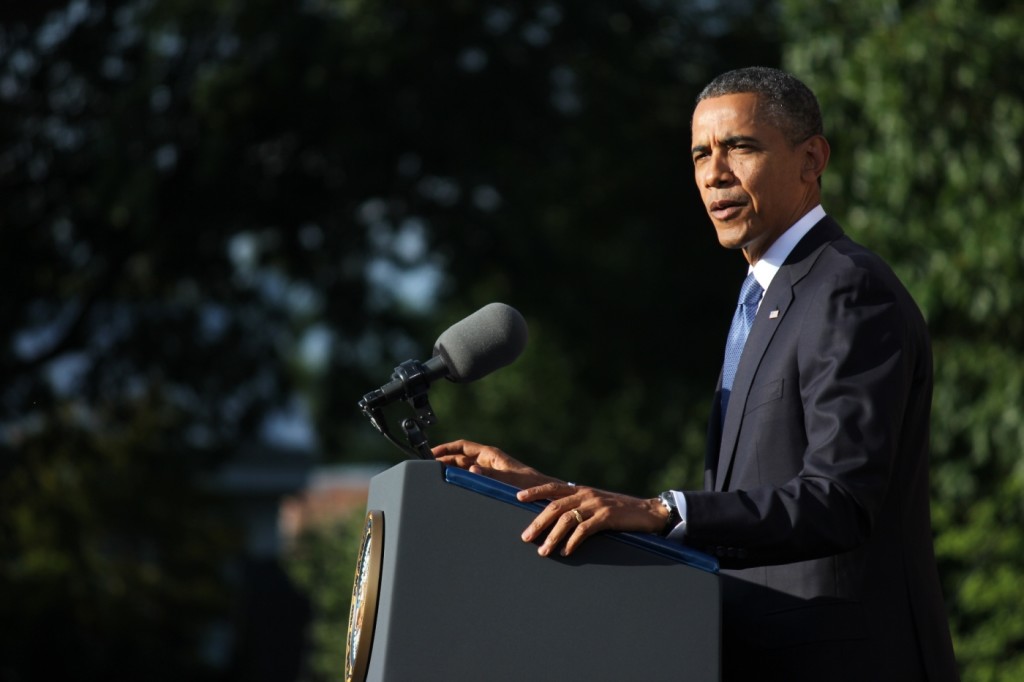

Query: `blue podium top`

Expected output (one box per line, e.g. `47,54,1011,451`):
444,466,718,573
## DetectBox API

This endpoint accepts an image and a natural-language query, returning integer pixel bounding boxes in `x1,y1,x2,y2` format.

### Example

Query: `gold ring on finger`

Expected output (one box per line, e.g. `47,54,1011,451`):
571,509,583,524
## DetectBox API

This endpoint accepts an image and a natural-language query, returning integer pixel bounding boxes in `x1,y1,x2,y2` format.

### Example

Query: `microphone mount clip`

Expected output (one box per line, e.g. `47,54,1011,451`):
358,358,439,459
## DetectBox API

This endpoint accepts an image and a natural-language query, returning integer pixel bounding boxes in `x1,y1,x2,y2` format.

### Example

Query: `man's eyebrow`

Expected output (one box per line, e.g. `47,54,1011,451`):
691,135,761,155
723,135,759,146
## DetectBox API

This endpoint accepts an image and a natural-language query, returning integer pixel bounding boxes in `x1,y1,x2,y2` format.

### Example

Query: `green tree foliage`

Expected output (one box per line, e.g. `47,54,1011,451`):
284,513,364,682
0,1,338,676
782,1,1024,678
0,394,238,680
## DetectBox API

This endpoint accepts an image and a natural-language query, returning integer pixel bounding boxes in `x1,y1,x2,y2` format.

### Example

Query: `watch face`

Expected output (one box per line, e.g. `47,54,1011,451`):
344,509,384,682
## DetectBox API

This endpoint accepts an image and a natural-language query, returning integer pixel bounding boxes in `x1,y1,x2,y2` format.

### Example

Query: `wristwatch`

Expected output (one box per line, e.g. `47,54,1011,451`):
658,491,682,535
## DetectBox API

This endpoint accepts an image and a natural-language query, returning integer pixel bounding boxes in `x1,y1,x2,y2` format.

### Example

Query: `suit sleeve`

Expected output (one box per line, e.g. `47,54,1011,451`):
683,265,924,567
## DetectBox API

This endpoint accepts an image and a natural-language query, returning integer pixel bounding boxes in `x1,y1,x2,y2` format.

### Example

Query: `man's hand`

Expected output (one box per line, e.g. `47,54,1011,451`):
432,439,670,557
431,439,560,489
516,483,669,557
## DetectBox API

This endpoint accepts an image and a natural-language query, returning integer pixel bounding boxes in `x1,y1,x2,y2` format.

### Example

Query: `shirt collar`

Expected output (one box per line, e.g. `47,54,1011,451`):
749,204,826,292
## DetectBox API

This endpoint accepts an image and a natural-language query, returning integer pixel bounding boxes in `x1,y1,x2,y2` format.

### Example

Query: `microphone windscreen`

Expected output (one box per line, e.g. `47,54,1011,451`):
433,303,528,383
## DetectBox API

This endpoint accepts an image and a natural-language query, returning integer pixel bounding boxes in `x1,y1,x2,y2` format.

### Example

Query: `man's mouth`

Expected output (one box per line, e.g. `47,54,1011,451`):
709,199,746,221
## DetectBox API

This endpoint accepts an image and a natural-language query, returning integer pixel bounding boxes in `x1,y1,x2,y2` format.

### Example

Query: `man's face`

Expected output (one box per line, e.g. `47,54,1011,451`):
690,92,823,264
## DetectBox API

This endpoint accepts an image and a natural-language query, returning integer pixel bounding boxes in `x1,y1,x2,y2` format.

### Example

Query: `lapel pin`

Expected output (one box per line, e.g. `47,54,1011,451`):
769,309,780,319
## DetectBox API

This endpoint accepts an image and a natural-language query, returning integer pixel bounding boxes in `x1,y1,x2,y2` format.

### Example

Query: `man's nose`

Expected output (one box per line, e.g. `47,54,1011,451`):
702,152,734,188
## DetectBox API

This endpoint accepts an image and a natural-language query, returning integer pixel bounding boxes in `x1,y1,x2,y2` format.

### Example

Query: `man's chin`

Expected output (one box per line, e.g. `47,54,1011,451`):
713,224,748,251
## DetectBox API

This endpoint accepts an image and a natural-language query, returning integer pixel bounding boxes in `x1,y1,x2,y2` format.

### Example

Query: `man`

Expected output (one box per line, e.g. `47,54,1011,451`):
433,67,958,681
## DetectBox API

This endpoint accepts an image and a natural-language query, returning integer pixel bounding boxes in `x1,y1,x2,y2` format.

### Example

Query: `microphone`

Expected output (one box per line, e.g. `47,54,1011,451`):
359,302,528,409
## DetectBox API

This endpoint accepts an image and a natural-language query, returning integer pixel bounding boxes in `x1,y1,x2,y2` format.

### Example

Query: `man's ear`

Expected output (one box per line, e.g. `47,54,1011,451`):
802,134,831,182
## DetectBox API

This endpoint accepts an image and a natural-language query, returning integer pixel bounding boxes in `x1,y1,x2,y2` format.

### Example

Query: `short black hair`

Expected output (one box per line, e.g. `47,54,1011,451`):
696,66,823,145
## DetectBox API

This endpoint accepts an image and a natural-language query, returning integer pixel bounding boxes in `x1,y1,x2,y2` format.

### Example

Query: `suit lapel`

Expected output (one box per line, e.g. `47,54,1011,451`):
712,217,844,491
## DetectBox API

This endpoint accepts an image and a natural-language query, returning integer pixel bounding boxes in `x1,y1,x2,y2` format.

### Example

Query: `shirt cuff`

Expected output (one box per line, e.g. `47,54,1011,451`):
665,490,688,541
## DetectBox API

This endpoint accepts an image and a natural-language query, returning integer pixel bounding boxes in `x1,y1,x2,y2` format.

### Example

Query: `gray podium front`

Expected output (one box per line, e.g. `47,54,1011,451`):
345,460,721,681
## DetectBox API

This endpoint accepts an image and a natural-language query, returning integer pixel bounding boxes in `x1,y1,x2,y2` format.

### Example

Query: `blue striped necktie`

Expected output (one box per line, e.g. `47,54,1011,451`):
720,273,763,422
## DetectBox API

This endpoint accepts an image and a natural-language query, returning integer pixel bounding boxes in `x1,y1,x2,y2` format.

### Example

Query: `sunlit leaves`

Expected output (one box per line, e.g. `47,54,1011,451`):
783,0,1024,677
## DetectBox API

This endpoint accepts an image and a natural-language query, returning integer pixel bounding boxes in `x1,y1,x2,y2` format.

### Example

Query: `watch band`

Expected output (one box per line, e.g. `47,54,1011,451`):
658,491,681,535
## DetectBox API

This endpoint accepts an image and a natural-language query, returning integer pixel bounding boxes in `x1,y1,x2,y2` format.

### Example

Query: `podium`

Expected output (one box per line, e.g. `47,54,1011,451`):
345,461,721,681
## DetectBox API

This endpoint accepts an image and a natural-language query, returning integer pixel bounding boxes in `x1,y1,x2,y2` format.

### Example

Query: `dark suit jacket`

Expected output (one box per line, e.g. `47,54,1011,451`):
684,218,958,681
